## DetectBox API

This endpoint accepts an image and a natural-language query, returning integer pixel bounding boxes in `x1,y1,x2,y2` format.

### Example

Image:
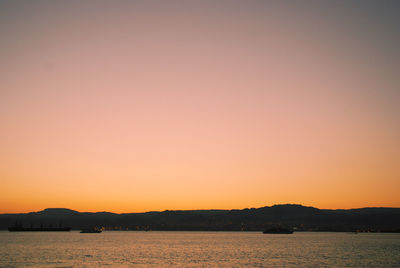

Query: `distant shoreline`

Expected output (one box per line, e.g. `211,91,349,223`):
1,204,399,233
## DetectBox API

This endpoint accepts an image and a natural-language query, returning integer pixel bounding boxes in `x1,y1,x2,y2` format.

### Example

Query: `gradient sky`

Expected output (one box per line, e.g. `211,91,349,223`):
1,0,399,213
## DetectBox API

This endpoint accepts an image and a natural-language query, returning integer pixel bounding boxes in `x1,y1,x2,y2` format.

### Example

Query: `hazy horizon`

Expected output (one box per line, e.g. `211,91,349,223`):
2,202,400,215
1,0,399,213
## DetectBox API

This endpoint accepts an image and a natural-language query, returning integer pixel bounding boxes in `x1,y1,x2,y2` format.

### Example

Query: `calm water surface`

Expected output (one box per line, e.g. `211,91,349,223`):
1,231,399,267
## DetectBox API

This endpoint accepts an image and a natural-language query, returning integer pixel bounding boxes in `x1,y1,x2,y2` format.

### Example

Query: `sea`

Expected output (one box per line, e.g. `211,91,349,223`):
0,231,399,267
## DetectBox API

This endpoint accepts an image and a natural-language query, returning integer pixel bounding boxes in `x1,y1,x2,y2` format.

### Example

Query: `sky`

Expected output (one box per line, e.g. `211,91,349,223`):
0,0,399,213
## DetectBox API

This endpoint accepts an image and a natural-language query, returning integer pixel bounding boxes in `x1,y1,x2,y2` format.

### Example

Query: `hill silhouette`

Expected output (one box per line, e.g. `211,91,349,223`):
1,204,399,232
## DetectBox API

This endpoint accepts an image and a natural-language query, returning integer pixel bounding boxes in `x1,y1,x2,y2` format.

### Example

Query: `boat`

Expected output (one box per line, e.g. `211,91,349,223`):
262,226,293,234
80,227,102,233
8,226,71,232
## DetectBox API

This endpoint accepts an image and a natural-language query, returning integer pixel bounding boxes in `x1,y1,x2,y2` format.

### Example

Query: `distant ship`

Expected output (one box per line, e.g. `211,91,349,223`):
262,227,293,234
8,226,71,232
80,227,102,233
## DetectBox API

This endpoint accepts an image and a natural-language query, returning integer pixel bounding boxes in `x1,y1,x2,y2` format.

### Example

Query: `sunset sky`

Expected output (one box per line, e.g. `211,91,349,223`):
1,1,399,213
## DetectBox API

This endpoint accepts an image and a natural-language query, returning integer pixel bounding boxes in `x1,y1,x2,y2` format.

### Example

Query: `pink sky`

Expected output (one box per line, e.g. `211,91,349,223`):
1,1,399,213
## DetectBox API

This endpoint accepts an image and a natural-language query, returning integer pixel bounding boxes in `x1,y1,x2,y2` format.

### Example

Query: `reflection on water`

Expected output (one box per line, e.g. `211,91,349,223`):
1,231,399,267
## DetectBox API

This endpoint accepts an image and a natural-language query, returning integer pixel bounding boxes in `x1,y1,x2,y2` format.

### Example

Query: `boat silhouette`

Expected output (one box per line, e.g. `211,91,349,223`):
80,227,102,233
262,226,293,234
8,223,71,232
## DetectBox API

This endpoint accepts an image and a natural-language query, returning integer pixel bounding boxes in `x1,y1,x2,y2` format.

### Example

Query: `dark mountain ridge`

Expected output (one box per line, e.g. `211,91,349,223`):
1,204,399,232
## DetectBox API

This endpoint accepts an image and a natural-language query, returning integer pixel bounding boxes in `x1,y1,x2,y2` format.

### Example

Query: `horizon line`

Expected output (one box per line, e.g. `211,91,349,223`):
2,203,399,215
